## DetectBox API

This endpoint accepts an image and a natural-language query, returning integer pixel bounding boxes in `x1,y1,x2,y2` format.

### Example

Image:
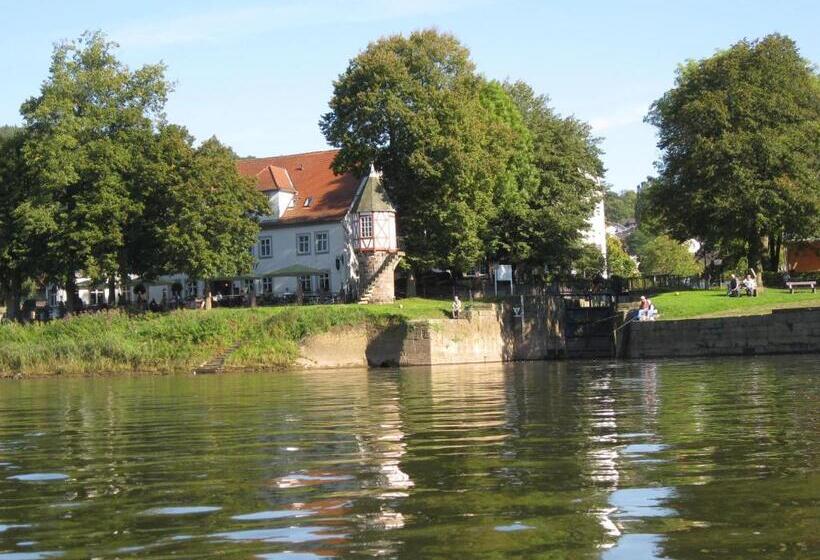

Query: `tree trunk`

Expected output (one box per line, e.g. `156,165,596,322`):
4,278,20,322
203,280,212,310
66,274,78,314
108,275,117,306
746,230,763,273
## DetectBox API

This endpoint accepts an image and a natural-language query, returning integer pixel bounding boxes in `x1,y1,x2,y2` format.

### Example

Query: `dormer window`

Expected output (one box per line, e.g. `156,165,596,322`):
303,197,312,208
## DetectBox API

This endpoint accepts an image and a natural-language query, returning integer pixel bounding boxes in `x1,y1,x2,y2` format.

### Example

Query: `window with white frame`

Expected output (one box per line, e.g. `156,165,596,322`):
297,233,311,255
262,277,273,293
297,274,312,293
315,231,329,254
259,237,272,258
317,272,330,292
186,281,198,299
90,289,106,306
359,214,373,238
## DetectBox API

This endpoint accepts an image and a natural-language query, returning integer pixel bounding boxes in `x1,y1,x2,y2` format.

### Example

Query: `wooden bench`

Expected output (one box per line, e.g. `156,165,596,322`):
786,281,816,294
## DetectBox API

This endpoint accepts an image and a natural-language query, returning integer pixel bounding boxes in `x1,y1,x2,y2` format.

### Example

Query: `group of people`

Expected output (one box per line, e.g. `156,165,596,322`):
727,271,757,297
637,295,659,321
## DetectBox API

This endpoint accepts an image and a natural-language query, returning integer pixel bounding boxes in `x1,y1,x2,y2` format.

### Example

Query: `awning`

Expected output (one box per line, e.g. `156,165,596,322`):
260,264,328,278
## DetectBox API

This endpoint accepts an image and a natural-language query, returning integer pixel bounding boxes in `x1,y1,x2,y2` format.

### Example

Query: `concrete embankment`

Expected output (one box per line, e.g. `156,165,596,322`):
623,307,820,359
298,304,566,368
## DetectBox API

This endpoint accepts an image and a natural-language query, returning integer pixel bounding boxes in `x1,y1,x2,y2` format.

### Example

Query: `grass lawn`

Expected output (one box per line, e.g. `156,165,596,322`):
0,298,466,377
650,288,820,320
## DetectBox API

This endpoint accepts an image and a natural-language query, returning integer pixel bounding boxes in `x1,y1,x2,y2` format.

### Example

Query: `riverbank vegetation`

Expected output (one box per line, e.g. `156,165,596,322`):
0,299,455,377
652,289,820,320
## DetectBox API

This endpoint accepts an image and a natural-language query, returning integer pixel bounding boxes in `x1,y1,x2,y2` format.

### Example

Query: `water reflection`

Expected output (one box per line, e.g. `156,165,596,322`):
0,356,816,558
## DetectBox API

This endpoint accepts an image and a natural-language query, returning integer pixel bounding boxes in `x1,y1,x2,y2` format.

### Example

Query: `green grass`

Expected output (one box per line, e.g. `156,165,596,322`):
0,298,458,377
650,288,820,320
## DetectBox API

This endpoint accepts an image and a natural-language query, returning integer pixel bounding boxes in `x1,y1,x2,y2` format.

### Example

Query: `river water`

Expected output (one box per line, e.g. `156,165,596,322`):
0,356,817,559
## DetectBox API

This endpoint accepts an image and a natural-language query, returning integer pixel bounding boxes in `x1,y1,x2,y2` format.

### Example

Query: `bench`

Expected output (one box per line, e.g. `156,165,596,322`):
786,281,816,294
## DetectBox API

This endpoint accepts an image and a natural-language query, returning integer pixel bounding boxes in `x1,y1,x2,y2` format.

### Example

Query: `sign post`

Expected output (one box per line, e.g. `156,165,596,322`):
495,264,513,297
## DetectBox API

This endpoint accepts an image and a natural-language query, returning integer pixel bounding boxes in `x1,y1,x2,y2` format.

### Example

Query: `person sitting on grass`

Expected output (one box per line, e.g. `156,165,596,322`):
743,274,758,297
728,274,740,297
452,295,462,319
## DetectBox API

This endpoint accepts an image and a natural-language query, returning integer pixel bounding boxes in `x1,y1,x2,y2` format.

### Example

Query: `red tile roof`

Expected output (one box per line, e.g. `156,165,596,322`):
255,165,296,192
236,149,360,226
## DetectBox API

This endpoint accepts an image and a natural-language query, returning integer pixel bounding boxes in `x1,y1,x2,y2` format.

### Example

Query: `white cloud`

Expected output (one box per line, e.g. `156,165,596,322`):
116,0,484,48
589,104,648,133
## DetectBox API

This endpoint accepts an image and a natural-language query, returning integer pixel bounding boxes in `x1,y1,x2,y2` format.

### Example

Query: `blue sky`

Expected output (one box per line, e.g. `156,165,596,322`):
1,0,817,191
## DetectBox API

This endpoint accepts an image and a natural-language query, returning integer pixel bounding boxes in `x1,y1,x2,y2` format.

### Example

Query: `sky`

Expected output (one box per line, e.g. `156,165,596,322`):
1,0,817,191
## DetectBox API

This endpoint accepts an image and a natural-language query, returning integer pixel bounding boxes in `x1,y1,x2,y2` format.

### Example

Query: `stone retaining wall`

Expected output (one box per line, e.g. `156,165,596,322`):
625,307,820,359
298,303,565,368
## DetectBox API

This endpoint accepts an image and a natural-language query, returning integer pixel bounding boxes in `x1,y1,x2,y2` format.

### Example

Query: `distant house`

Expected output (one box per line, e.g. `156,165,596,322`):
786,240,820,273
49,149,402,307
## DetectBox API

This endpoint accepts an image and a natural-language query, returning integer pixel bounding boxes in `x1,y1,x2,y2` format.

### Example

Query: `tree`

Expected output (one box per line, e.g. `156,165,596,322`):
573,244,606,278
20,31,169,310
136,130,268,308
321,30,516,271
637,235,702,276
646,34,820,271
604,188,637,225
503,81,604,274
0,128,55,320
606,235,638,277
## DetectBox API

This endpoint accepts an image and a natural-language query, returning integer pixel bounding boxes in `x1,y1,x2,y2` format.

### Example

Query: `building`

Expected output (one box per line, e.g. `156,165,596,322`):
49,149,402,308
786,240,820,273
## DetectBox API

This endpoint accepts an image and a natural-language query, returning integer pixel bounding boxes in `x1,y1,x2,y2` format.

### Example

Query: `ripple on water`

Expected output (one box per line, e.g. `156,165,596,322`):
622,444,668,455
213,526,345,543
6,474,68,482
257,553,331,559
610,487,676,518
0,525,31,533
494,522,534,532
232,510,314,521
0,553,64,560
142,506,221,516
601,533,667,560
274,473,354,489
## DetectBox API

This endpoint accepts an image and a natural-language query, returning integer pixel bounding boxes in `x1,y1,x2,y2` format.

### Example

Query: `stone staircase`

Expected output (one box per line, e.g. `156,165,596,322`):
358,251,403,304
193,342,242,375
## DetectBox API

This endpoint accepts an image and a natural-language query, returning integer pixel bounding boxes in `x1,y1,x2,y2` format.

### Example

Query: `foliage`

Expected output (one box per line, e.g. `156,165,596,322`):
503,81,604,273
21,31,169,295
637,234,703,276
646,33,820,271
604,187,637,225
573,244,606,278
651,288,820,320
320,29,497,271
320,30,603,273
606,234,638,277
0,127,53,319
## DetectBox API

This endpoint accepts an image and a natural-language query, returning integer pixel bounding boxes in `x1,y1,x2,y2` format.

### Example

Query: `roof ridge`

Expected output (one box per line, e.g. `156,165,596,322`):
237,148,339,162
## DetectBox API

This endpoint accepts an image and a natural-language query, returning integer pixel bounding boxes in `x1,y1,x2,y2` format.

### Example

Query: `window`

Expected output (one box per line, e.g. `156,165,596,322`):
186,281,198,299
315,231,329,254
359,214,373,238
259,237,272,258
317,272,330,292
297,233,311,255
90,289,106,306
297,274,312,293
262,277,273,294
303,197,312,207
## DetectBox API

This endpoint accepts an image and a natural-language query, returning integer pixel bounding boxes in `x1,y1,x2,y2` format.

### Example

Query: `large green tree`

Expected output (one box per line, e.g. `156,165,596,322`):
320,30,515,271
0,128,55,319
20,31,169,309
133,129,267,308
637,235,702,276
606,234,638,277
646,34,820,271
503,81,604,274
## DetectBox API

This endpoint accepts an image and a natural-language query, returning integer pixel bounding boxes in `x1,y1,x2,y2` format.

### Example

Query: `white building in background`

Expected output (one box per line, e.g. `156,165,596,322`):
50,150,401,308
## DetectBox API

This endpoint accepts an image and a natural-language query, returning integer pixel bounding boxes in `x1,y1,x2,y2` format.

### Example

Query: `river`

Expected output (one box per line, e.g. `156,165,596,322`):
0,356,817,559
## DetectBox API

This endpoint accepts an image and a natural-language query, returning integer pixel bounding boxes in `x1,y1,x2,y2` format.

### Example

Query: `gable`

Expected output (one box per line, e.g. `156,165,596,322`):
236,149,360,225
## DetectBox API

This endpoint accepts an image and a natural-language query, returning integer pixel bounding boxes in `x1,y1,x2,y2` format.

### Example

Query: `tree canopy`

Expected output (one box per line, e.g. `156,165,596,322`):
321,29,604,274
645,33,820,271
3,32,266,315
